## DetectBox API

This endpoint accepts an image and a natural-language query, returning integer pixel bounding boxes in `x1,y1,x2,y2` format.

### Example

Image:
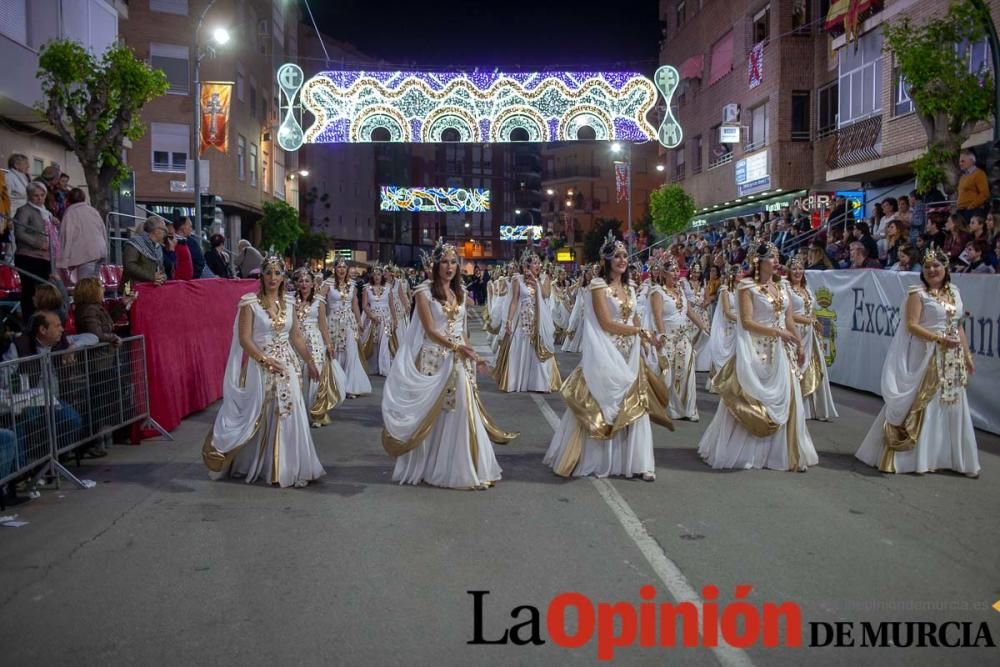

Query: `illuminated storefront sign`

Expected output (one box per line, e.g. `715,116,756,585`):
380,187,490,212
276,64,683,150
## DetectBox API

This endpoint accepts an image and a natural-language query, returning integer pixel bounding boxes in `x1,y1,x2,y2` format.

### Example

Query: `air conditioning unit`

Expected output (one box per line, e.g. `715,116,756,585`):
722,103,741,123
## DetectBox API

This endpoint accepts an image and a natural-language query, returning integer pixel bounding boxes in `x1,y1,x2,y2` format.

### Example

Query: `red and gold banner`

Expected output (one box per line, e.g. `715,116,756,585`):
199,82,232,154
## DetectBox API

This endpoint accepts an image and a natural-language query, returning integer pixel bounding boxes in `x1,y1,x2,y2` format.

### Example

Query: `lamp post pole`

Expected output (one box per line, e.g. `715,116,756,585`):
626,143,633,256
192,0,220,240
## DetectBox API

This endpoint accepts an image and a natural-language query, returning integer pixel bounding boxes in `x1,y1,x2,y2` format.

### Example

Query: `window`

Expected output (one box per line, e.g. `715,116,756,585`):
676,0,686,28
150,43,189,94
262,147,269,193
692,135,703,173
791,0,810,32
150,122,189,173
249,143,258,187
709,124,733,167
791,91,810,140
752,5,770,44
747,103,767,150
150,0,188,14
673,146,686,180
273,161,285,200
959,38,991,79
837,29,882,127
708,30,734,85
0,0,28,45
817,82,838,136
236,66,245,102
893,69,913,117
237,135,246,181
31,157,44,177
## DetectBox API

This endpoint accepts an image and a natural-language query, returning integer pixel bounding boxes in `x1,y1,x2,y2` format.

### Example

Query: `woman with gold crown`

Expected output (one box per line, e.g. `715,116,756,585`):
645,255,707,421
697,243,819,471
485,264,510,351
494,247,561,392
682,262,713,373
382,239,518,489
321,258,372,397
543,232,673,481
785,257,839,422
855,247,979,477
705,264,740,394
292,267,348,427
387,264,410,363
561,264,596,353
202,254,326,487
360,264,393,376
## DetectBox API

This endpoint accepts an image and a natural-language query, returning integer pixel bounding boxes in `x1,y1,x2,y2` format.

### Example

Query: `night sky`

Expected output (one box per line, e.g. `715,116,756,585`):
306,0,662,73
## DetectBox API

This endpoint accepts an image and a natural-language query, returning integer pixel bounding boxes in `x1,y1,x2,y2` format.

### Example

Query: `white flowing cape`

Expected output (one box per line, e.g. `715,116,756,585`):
581,279,640,425
707,286,736,369
733,280,792,426
381,283,455,444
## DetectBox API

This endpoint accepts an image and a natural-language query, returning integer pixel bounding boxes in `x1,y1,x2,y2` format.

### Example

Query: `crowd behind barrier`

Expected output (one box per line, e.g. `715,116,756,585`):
0,336,150,496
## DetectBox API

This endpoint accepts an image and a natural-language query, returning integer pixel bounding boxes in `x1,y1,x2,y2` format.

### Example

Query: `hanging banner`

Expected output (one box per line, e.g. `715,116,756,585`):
805,270,1000,435
614,161,629,203
748,42,764,89
199,82,232,154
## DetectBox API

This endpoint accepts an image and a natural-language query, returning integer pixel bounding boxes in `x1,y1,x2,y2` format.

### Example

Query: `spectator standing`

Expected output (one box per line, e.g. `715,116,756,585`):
957,150,989,222
907,191,925,244
122,217,167,286
170,218,194,281
36,166,65,220
235,239,263,277
13,182,54,320
6,154,30,216
57,188,107,283
174,217,205,278
205,234,233,278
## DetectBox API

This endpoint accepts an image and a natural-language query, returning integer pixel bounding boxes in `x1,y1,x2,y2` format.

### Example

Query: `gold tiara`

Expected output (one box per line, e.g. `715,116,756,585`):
432,237,457,264
262,247,284,274
922,244,948,266
600,230,627,259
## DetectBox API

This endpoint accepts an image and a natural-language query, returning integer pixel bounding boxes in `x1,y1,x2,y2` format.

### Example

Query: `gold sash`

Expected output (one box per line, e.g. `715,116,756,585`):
713,357,781,437
308,359,341,426
879,354,940,473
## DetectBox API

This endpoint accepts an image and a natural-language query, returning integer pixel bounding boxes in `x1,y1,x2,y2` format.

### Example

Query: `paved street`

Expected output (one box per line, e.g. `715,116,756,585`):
1,319,998,666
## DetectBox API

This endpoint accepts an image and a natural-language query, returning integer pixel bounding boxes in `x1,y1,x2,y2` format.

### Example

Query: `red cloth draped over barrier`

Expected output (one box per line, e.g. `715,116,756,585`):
130,279,257,439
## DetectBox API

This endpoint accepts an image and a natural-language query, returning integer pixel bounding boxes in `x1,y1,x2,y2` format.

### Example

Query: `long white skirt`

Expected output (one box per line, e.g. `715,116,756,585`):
504,329,556,392
333,326,372,396
698,380,818,471
561,327,583,353
543,409,655,478
802,380,839,421
693,329,712,372
855,390,980,475
229,390,326,487
392,371,503,488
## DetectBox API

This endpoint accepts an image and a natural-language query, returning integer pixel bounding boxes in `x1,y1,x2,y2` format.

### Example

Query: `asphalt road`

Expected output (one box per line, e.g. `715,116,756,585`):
1,317,998,667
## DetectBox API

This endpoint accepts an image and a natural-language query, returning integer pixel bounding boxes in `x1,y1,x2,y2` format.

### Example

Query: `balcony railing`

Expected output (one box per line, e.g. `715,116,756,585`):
826,115,882,170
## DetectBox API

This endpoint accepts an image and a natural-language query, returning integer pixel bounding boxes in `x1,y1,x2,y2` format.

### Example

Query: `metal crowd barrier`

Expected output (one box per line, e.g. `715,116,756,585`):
0,335,162,493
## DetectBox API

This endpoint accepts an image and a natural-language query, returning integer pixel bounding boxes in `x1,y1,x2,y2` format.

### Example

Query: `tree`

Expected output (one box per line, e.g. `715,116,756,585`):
37,40,169,219
582,218,623,263
296,230,331,263
649,184,696,236
260,200,303,255
883,0,995,194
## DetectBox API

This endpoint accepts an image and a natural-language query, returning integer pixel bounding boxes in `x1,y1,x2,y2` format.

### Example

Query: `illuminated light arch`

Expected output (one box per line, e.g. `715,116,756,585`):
277,65,683,150
422,107,481,142
490,105,548,142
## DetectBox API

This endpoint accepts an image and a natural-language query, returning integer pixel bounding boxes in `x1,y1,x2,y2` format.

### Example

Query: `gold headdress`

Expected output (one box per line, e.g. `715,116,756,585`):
261,247,284,275
922,244,948,267
333,255,349,269
520,245,539,267
431,237,457,264
788,255,805,270
418,248,434,272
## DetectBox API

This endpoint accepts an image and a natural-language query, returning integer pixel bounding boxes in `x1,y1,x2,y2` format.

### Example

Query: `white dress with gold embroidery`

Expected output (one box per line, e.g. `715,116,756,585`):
295,294,347,426
697,279,819,471
705,286,737,395
202,294,325,487
383,283,517,488
324,279,372,396
855,285,979,475
496,274,560,392
646,284,699,421
682,278,712,372
361,284,393,376
561,285,585,353
543,279,672,479
787,285,839,422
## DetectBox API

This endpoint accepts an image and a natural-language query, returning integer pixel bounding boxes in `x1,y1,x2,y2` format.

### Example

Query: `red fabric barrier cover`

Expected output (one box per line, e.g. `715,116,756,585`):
131,279,257,439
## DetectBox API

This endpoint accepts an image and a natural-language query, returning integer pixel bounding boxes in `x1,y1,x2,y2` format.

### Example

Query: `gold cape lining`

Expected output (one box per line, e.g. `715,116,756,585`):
308,358,341,426
879,352,940,473
713,356,781,437
560,363,673,441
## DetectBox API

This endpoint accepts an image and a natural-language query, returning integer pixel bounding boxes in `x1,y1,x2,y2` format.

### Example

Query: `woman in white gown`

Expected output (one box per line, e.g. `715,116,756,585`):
697,243,819,472
682,262,713,372
705,266,739,395
561,264,596,353
203,256,326,488
387,265,410,361
495,249,562,393
321,258,372,397
855,248,979,476
785,258,839,421
486,266,512,352
544,233,673,481
361,265,393,376
293,268,348,427
383,239,518,489
646,256,707,421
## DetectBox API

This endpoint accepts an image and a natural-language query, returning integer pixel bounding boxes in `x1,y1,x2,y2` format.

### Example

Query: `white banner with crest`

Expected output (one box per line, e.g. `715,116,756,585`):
805,270,1000,435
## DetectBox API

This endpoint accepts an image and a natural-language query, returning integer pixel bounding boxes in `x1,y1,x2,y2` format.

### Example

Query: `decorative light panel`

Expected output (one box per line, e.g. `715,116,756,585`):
500,225,543,241
276,64,682,150
380,186,491,213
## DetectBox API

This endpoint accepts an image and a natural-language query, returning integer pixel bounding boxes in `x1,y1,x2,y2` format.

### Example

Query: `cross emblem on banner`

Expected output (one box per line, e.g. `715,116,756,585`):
205,92,224,141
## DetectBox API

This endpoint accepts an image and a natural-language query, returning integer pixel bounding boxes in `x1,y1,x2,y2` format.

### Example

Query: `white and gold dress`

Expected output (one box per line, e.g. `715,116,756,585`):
494,274,561,392
324,279,372,396
787,284,839,421
295,294,347,427
646,284,699,421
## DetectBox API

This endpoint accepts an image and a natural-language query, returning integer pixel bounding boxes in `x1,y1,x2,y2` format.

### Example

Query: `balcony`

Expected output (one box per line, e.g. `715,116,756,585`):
825,116,882,170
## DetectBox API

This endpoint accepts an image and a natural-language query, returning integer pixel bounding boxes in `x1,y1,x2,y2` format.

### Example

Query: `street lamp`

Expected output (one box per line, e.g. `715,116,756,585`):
298,169,309,177
192,0,231,239
656,164,665,172
515,208,522,215
546,188,554,196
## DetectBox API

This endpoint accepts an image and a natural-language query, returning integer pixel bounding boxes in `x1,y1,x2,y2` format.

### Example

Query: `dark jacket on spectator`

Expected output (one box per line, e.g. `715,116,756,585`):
205,247,233,278
123,245,160,284
186,236,206,278
74,302,117,344
13,204,50,260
